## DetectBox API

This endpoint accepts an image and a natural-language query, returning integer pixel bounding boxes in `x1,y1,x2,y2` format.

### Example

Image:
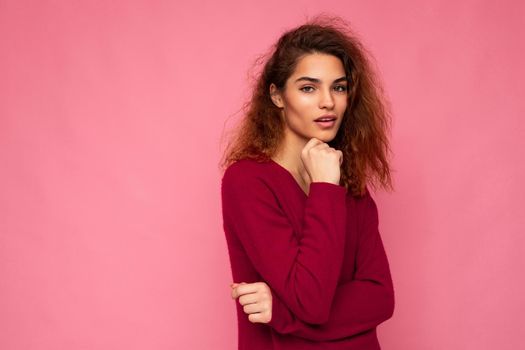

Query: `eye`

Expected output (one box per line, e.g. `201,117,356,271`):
334,85,348,92
300,86,315,93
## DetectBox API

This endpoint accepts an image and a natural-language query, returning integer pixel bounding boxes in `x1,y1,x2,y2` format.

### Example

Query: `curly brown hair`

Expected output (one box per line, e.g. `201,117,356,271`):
219,14,393,197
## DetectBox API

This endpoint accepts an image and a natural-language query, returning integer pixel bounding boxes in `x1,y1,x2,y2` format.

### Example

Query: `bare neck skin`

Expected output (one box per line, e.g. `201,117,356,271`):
271,132,311,195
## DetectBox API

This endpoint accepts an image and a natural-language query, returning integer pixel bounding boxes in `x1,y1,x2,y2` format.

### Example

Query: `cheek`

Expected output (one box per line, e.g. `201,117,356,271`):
283,96,310,117
293,99,319,121
337,95,349,109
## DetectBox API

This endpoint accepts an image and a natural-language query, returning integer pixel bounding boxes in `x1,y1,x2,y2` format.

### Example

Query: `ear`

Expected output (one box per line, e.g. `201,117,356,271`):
269,83,284,108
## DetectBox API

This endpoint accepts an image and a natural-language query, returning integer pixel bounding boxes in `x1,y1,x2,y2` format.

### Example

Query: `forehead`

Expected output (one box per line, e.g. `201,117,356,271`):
290,53,345,80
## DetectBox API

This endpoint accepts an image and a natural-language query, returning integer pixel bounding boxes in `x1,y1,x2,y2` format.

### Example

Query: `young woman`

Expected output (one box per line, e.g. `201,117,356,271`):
220,15,395,349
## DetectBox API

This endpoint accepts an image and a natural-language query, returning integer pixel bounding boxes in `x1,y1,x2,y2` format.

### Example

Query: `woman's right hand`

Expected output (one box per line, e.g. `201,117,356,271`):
301,137,343,185
231,281,273,324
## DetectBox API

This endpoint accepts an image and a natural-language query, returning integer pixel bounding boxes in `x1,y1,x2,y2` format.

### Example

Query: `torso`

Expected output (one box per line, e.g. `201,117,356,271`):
270,157,311,196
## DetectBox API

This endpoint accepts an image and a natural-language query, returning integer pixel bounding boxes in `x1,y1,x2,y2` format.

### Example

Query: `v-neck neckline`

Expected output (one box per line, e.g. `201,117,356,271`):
269,159,309,197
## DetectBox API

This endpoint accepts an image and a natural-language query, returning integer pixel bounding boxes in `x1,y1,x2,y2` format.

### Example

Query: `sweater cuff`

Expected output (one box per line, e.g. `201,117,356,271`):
309,182,347,198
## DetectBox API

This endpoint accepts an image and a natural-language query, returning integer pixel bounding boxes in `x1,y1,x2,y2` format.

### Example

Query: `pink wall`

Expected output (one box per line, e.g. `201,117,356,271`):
1,1,523,349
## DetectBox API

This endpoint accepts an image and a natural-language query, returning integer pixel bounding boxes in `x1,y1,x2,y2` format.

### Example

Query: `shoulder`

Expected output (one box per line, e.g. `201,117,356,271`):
221,159,284,215
352,186,379,224
221,158,275,195
351,186,374,204
223,158,270,180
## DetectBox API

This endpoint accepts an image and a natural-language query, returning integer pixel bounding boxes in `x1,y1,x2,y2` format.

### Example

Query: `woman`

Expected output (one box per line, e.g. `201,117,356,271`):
220,15,395,349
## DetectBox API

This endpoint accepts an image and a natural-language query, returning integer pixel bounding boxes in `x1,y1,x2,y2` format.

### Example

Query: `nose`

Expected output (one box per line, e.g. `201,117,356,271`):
319,87,335,110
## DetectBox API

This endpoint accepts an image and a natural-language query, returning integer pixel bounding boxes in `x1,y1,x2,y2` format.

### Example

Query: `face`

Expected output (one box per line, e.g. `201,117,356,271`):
270,53,348,144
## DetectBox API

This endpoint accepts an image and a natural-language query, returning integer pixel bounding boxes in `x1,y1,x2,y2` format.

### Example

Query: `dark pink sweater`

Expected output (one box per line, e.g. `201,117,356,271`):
221,158,394,349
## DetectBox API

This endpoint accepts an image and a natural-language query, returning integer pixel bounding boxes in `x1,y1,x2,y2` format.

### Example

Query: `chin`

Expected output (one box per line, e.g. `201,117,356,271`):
316,131,338,143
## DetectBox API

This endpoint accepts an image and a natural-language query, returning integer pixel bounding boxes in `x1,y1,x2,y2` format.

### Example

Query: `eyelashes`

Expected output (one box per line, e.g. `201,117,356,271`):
300,85,348,93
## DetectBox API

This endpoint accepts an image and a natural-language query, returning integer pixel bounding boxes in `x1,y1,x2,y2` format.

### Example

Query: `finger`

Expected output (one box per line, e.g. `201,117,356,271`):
312,143,329,151
233,283,261,298
238,293,259,306
231,285,238,299
337,150,343,165
235,282,260,296
231,283,245,299
303,141,329,160
243,303,263,314
248,313,269,324
302,138,323,153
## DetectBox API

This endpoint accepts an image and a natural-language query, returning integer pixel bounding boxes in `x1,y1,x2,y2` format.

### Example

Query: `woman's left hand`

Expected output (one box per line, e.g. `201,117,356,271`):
231,281,273,323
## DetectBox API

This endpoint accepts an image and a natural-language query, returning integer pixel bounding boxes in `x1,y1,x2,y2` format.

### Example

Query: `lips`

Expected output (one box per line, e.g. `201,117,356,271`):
314,115,337,122
314,115,337,129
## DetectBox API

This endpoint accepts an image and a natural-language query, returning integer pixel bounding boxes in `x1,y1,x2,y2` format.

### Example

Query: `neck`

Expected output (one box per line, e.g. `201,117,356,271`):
272,131,310,184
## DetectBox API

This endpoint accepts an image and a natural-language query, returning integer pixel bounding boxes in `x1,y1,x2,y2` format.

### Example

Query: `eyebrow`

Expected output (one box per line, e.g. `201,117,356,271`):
294,76,348,84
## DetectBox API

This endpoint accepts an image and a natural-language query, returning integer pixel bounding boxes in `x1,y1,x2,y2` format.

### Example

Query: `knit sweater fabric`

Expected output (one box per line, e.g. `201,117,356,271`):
221,158,394,349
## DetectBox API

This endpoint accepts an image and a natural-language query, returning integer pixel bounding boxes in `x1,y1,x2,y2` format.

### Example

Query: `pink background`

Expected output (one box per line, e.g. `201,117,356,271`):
1,1,524,349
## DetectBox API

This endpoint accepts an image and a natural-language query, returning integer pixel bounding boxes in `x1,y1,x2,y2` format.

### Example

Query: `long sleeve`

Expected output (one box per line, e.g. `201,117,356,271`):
221,164,347,324
267,191,395,341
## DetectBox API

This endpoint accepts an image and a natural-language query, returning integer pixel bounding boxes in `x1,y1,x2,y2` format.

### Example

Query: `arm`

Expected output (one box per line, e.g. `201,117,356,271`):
267,190,395,341
221,164,347,324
